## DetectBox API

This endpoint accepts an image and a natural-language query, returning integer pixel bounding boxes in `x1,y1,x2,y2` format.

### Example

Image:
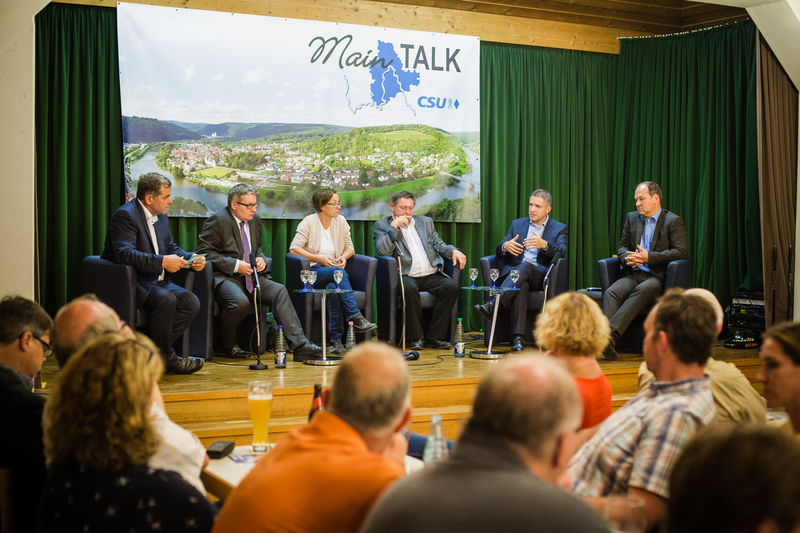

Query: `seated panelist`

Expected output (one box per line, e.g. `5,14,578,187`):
289,187,377,355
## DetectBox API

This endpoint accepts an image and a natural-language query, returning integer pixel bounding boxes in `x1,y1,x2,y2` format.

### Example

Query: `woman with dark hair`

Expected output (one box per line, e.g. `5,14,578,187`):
40,333,215,532
758,321,800,434
290,188,376,354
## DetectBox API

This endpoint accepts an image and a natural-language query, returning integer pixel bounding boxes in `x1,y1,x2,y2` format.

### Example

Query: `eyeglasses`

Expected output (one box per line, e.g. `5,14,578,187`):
24,333,52,357
326,201,342,207
235,201,258,210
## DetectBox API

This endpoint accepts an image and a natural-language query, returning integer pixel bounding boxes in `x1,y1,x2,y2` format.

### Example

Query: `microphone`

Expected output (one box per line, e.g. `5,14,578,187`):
249,253,261,291
388,230,406,259
404,351,420,361
544,251,563,281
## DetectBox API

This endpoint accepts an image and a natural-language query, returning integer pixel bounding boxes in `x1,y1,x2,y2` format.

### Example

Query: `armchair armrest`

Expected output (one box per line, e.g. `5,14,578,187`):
665,259,691,290
546,258,569,298
598,257,622,294
82,256,138,327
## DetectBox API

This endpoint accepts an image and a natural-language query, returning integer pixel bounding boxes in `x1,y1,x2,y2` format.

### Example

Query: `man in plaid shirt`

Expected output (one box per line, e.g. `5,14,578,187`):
565,289,717,530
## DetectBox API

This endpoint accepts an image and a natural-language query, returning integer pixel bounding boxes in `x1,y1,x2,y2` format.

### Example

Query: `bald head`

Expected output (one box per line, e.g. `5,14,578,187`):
52,295,129,368
684,288,724,330
466,355,582,458
327,342,410,434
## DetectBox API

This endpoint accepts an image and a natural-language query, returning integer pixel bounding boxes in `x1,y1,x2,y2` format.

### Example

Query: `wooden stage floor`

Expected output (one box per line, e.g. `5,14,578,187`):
37,333,764,444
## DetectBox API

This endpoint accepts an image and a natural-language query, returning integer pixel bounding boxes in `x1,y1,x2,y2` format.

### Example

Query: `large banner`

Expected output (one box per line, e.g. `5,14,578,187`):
117,3,480,221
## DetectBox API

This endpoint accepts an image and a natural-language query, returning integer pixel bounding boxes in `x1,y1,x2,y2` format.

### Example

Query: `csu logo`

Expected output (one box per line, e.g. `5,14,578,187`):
417,97,460,110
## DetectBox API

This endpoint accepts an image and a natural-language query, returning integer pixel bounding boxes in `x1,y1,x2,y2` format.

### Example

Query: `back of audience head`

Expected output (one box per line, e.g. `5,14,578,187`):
326,342,411,436
668,423,800,533
650,288,716,366
43,333,163,471
0,295,53,377
534,291,610,357
465,355,582,480
52,294,133,368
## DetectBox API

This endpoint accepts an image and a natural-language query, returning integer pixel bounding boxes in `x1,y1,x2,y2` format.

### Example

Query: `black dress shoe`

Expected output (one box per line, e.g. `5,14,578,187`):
350,315,378,333
405,338,425,351
511,336,525,352
474,301,495,320
425,336,452,350
331,342,346,355
293,341,323,362
166,357,204,375
214,345,250,359
602,331,619,361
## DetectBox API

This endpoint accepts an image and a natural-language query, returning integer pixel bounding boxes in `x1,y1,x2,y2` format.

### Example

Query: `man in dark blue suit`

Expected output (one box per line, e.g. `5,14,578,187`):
475,189,568,351
102,173,204,374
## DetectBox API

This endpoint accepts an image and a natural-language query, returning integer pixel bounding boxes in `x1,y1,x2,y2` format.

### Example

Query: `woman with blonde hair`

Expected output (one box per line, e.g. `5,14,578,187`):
534,291,613,429
290,187,376,354
40,333,214,532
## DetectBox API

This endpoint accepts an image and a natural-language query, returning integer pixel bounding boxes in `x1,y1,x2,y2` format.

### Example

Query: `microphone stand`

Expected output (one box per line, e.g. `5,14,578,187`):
541,253,563,313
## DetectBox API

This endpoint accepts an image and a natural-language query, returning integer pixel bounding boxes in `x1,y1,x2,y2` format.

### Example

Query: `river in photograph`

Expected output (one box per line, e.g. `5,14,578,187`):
129,147,481,220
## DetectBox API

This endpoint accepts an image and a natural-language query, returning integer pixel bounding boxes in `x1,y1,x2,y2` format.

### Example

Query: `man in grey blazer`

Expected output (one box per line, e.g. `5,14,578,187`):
373,191,466,350
603,182,688,360
197,184,322,361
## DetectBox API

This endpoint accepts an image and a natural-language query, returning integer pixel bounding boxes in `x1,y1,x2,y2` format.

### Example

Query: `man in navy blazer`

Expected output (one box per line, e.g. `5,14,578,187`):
602,182,688,360
102,173,204,374
475,189,568,351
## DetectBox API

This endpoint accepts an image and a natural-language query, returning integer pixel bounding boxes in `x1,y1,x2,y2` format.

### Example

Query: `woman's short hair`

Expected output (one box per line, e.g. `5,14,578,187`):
43,333,164,471
312,188,336,212
534,292,611,357
764,321,800,366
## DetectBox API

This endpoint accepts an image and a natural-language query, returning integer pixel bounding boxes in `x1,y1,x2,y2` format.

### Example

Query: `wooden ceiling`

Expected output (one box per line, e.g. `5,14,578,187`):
366,0,750,35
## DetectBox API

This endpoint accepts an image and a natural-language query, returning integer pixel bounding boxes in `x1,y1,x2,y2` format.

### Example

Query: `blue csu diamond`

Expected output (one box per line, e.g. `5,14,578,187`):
454,100,460,109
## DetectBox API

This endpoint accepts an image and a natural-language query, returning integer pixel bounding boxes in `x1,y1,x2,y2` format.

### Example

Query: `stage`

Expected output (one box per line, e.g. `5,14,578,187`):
37,334,763,444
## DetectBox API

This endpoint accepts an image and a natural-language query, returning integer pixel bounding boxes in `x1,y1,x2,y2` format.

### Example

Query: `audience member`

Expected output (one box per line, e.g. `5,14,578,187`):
668,424,800,533
101,172,205,374
534,291,613,429
0,295,52,533
566,289,716,530
40,333,215,532
639,288,766,423
361,356,609,533
197,183,322,361
52,294,209,493
373,190,466,350
758,320,800,434
289,187,376,355
213,342,412,533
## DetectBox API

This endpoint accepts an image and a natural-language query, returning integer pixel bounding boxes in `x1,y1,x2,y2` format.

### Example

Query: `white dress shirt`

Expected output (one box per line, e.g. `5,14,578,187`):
397,217,438,278
138,199,164,281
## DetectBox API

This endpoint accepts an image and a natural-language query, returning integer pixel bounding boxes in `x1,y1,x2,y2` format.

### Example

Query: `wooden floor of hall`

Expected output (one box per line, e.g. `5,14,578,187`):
36,333,763,444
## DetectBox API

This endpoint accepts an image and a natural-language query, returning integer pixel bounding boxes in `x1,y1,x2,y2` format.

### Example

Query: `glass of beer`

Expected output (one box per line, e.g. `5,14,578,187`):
248,380,273,452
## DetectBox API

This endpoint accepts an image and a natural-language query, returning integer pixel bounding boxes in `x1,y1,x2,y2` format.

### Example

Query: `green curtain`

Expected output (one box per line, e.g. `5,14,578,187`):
611,20,761,309
35,3,124,315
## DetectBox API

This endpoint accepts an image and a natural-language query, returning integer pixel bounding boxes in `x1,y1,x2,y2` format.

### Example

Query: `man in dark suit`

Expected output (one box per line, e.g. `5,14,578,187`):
373,190,467,350
474,189,568,351
102,173,204,374
602,181,688,360
197,184,322,361
0,296,53,533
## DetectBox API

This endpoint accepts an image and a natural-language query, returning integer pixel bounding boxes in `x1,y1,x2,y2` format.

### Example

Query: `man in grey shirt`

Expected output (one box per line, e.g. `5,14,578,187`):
360,356,610,533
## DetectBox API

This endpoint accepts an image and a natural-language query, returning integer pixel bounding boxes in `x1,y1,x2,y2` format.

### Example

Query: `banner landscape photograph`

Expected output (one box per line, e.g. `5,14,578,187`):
117,3,481,221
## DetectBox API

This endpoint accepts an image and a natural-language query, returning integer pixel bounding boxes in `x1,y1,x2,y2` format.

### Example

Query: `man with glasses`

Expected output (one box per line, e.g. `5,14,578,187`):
0,295,53,533
102,172,205,374
198,184,322,360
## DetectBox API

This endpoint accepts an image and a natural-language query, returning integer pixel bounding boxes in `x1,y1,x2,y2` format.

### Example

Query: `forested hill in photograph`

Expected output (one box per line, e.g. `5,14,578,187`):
297,124,462,159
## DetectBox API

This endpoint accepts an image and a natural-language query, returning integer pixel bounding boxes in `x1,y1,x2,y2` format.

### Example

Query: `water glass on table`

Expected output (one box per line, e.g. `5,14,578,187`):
333,268,344,290
509,269,519,288
307,270,317,287
300,270,310,291
490,268,499,288
469,268,478,288
248,380,273,453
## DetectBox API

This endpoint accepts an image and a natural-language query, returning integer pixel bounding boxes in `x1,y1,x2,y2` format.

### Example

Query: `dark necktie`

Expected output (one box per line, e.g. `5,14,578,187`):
240,221,253,293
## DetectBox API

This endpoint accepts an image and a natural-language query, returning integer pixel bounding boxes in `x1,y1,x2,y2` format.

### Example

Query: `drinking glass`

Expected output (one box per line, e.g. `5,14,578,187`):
469,268,478,288
333,268,344,290
490,268,499,288
248,380,273,453
510,269,520,289
300,270,310,291
603,496,646,533
308,270,317,288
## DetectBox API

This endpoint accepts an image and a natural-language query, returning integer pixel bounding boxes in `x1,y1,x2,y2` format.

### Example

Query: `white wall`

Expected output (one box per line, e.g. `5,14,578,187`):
0,0,49,300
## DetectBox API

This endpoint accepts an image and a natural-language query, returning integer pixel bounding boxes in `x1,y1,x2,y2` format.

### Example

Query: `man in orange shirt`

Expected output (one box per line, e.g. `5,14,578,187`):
212,342,412,533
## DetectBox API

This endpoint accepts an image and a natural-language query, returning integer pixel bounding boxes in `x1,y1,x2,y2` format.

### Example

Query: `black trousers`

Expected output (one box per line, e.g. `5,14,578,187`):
602,269,664,335
497,261,547,338
141,279,200,361
402,271,459,341
215,274,308,351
